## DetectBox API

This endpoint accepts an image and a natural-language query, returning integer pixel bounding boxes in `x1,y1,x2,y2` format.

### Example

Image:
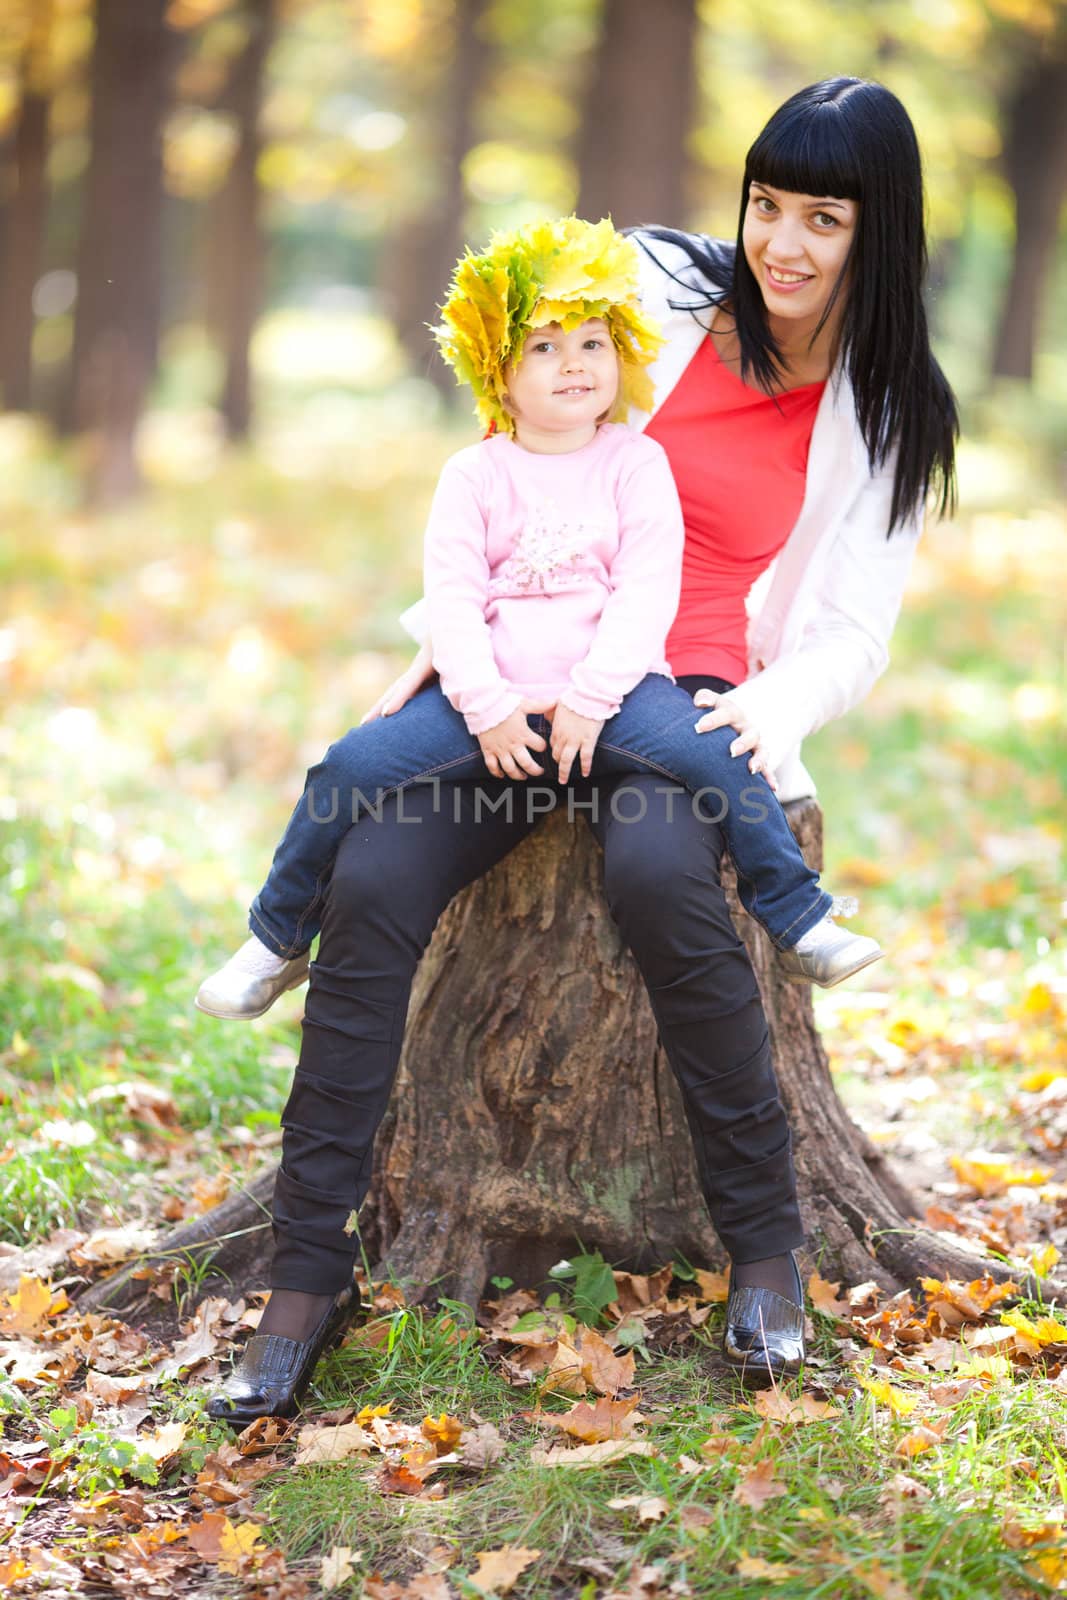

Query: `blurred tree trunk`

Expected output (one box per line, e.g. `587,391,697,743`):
576,0,699,230
61,0,177,502
991,35,1067,381
381,0,492,391
0,4,52,413
206,0,275,441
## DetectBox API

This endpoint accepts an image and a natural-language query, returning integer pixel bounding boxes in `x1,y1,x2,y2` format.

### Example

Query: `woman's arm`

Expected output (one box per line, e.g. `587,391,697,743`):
716,466,923,773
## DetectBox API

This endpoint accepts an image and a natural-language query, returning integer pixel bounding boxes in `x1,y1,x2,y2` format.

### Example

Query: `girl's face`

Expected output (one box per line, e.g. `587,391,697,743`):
503,317,620,437
742,182,858,325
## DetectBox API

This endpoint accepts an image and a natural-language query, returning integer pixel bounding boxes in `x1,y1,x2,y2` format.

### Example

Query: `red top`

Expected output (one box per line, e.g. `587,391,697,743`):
645,333,826,685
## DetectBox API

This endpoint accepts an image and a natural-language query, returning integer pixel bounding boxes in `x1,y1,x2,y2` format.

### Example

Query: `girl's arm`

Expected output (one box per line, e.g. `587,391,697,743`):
423,456,524,736
558,444,685,721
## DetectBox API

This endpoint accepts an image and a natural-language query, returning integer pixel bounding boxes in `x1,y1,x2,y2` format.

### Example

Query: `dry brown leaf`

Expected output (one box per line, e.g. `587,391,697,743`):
808,1271,849,1316
139,1421,188,1465
236,1415,294,1455
894,1418,949,1458
85,1369,148,1405
609,1264,675,1315
691,1267,730,1302
457,1420,505,1469
468,1545,540,1594
152,1296,231,1381
379,1461,434,1496
86,1079,181,1127
735,1554,796,1581
846,1559,916,1598
193,1172,232,1212
0,1229,86,1294
70,1225,158,1269
578,1324,635,1396
294,1421,374,1466
184,1511,230,1560
607,1494,669,1522
528,1439,657,1468
541,1335,586,1395
678,1503,714,1533
320,1545,360,1591
540,1394,642,1443
733,1457,788,1509
749,1390,840,1424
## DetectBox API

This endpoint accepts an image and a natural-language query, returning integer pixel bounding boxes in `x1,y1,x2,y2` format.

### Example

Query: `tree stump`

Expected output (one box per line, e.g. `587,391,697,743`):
82,800,1050,1321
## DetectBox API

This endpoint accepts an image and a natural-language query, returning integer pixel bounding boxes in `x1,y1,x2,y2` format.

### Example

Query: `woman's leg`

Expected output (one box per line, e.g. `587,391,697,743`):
591,674,832,949
264,775,543,1329
249,685,488,958
586,771,805,1294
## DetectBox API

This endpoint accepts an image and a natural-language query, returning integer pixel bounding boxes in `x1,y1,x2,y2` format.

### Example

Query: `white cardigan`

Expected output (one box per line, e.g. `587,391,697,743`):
399,229,924,803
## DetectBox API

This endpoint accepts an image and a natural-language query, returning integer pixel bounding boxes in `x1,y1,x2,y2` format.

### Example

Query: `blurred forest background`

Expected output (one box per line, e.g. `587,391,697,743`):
0,0,1066,500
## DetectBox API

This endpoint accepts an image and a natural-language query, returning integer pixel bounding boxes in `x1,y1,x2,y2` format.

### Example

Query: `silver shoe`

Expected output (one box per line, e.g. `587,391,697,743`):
194,939,311,1020
777,896,883,989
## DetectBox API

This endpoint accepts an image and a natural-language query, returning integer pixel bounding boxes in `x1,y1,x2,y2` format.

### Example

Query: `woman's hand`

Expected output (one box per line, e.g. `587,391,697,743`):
361,639,436,724
692,688,779,793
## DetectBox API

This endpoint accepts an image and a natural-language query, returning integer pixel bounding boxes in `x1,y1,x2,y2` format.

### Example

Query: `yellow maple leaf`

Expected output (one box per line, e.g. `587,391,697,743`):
948,1153,1051,1196
1001,1308,1067,1346
217,1520,264,1575
355,1400,392,1423
1031,1242,1062,1275
856,1374,919,1415
422,1411,464,1453
0,1275,58,1336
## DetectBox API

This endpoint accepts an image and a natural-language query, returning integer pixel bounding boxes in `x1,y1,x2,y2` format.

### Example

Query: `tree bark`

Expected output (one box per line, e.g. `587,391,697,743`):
991,35,1067,382
81,802,1055,1328
0,5,52,413
60,0,177,501
205,0,275,441
575,0,699,231
379,0,492,391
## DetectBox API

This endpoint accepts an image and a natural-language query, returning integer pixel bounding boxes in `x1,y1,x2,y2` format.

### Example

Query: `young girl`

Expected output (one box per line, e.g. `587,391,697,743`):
195,217,878,1032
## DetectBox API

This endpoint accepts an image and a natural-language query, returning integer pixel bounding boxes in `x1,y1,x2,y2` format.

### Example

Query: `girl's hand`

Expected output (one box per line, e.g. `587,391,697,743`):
361,639,436,724
478,707,547,780
549,704,605,785
692,688,779,793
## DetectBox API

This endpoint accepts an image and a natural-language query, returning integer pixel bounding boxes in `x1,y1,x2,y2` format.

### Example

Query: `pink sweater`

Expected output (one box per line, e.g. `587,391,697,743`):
424,423,684,735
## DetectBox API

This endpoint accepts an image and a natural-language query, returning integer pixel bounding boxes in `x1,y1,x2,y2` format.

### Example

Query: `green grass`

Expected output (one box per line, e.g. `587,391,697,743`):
255,1300,1067,1598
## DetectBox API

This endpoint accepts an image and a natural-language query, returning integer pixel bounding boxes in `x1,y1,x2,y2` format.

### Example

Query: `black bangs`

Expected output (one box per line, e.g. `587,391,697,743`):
745,104,865,204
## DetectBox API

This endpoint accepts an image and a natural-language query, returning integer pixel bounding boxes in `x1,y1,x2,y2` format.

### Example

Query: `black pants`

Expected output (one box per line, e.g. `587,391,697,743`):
271,677,806,1291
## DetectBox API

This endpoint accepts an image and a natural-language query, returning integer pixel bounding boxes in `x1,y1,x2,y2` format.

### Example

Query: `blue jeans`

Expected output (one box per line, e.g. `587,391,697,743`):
249,672,831,956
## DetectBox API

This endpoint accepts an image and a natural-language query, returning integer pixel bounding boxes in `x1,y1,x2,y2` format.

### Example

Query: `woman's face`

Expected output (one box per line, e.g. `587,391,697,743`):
742,182,859,325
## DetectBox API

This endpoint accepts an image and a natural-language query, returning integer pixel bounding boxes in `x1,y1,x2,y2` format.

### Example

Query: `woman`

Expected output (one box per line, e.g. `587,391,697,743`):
207,76,957,1422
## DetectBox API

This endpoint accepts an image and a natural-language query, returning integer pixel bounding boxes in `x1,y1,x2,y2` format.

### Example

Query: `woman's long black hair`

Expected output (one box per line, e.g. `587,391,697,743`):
635,78,959,533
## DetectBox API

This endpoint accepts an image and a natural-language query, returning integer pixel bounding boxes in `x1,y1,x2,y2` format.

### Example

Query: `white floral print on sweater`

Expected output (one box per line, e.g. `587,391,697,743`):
489,497,612,596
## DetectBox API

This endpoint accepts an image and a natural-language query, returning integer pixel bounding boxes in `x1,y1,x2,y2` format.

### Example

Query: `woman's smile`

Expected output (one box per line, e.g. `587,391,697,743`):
763,263,816,294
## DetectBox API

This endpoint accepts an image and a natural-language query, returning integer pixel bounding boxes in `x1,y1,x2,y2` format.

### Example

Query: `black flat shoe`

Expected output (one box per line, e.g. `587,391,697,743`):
721,1252,805,1387
206,1284,360,1428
